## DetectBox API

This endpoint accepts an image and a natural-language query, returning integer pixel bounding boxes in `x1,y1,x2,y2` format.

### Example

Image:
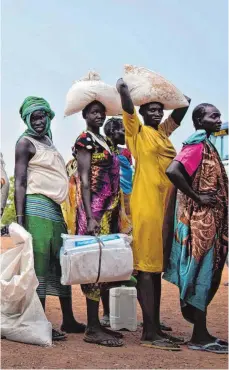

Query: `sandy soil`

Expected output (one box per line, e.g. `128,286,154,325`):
1,237,228,369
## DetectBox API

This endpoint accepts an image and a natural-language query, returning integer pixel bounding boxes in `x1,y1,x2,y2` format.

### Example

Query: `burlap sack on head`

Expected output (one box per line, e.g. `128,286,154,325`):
64,71,122,117
123,65,189,110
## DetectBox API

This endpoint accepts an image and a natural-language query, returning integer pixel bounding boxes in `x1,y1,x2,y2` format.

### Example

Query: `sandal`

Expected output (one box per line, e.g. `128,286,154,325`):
214,338,228,346
160,321,172,332
52,328,67,341
141,339,181,351
188,342,228,354
84,331,123,347
161,332,185,344
102,327,123,339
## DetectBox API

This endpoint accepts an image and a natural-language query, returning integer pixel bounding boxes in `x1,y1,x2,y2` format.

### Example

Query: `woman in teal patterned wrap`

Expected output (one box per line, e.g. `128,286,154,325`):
164,103,228,354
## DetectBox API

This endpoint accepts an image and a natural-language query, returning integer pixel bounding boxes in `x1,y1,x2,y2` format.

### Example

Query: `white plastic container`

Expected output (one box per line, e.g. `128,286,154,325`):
109,286,137,332
60,234,133,285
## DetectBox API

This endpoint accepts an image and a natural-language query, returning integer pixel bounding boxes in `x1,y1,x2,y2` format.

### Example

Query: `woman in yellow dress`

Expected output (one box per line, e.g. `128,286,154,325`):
116,78,191,350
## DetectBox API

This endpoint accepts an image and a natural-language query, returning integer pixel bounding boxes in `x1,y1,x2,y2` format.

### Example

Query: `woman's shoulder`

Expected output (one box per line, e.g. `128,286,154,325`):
74,131,95,151
76,131,94,142
16,136,36,154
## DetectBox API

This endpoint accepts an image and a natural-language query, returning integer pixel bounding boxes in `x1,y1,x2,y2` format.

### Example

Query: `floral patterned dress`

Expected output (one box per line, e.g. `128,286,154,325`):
73,131,120,235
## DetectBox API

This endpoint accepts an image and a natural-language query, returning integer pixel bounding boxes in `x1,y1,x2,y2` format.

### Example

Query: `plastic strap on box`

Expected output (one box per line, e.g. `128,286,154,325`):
95,236,104,283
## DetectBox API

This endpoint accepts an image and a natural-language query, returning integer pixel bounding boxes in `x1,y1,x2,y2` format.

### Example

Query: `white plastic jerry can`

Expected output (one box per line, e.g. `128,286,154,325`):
109,286,137,331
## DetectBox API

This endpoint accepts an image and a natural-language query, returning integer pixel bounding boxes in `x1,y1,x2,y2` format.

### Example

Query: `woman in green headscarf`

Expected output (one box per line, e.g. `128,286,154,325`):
15,96,85,341
18,96,54,139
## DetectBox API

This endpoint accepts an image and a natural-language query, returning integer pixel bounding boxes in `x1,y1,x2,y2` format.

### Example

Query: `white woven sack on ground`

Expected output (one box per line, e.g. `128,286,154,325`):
123,64,189,110
64,71,122,117
0,223,52,346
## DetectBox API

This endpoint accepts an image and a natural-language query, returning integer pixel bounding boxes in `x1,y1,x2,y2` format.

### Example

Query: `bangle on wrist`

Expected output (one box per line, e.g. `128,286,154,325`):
16,214,24,217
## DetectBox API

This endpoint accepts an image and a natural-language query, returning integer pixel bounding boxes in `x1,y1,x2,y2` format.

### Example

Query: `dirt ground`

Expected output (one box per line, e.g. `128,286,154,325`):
1,237,228,370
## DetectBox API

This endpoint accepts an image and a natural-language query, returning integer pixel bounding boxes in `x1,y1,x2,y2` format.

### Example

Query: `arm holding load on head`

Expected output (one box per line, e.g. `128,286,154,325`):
161,95,191,137
116,78,134,115
116,78,141,138
171,95,191,126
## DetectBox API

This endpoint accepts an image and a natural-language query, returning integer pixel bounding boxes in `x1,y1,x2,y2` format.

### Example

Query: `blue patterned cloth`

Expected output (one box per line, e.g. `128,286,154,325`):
118,154,133,195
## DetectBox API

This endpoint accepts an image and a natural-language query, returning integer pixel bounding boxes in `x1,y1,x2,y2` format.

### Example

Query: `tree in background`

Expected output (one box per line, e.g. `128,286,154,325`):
2,176,16,225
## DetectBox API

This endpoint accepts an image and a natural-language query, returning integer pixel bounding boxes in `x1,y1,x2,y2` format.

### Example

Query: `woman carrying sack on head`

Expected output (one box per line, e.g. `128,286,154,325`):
116,66,191,351
72,100,124,347
64,72,139,347
101,116,174,332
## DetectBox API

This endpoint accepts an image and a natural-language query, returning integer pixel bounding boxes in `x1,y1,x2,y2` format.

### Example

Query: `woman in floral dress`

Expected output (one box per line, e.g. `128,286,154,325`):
71,100,123,347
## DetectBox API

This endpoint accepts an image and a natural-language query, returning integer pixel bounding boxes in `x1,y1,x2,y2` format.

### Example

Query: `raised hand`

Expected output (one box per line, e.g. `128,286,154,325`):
116,78,128,94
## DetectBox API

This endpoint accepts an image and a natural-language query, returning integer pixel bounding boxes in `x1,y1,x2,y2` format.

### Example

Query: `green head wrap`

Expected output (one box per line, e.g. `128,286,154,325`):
18,96,55,142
